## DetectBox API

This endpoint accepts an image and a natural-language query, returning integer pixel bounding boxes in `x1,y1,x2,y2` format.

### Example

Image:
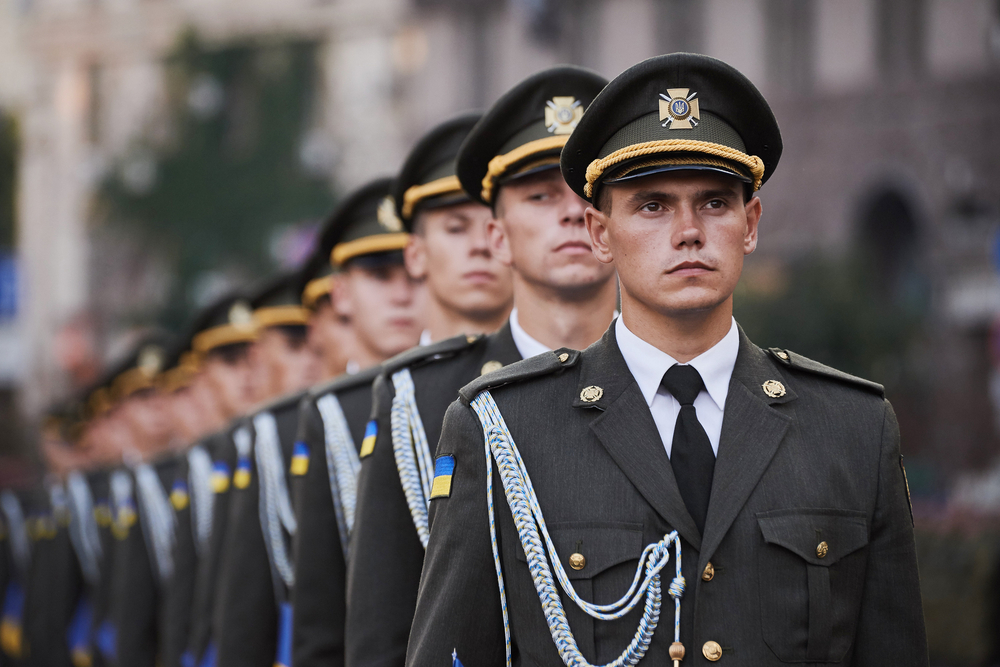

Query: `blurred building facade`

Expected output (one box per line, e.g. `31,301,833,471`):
0,0,998,481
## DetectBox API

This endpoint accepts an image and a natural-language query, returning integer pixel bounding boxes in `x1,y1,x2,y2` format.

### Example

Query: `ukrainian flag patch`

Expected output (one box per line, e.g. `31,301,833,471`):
430,455,455,500
290,442,309,476
233,457,251,489
211,462,231,494
170,480,190,511
359,420,377,458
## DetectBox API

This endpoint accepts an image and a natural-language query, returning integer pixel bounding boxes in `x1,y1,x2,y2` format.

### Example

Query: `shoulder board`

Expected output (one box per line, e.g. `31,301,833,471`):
459,348,580,403
248,388,310,416
382,334,485,376
309,363,382,399
768,347,884,397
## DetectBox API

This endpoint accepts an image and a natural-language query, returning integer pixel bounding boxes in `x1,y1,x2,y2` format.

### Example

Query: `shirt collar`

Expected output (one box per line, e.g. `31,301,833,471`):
615,315,739,411
419,329,433,347
508,308,552,359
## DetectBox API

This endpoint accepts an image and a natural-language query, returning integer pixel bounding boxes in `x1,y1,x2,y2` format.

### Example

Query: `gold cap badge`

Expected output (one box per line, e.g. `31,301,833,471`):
659,88,700,130
580,385,604,403
137,345,165,378
377,196,403,232
762,380,786,398
228,300,254,329
545,97,584,135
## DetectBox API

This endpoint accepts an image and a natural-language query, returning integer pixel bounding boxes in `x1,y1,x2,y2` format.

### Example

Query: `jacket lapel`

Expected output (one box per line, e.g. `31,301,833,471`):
700,328,794,563
579,326,702,550
486,321,524,366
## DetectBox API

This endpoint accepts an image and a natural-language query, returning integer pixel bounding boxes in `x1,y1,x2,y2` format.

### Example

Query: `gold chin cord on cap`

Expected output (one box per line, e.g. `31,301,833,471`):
401,175,463,220
330,232,410,267
253,305,310,329
480,135,569,204
584,139,765,198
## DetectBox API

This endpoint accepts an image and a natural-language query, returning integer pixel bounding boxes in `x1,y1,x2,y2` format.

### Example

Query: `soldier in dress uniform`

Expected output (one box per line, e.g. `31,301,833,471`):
183,292,260,667
288,177,425,667
344,72,618,667
1,482,39,667
211,271,325,667
407,53,928,667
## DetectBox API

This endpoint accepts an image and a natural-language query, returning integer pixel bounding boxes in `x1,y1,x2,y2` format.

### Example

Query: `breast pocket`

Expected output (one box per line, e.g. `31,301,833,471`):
756,509,869,663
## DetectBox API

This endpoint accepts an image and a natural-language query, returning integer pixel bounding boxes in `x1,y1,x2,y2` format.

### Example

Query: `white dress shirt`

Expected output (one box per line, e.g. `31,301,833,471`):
616,316,739,457
419,329,433,347
509,308,552,360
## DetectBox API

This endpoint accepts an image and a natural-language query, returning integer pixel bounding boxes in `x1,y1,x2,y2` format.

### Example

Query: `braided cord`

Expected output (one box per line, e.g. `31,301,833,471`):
316,393,361,558
66,472,102,586
0,491,30,578
390,369,436,548
187,446,215,557
470,391,684,667
584,139,765,197
134,463,177,584
254,412,297,589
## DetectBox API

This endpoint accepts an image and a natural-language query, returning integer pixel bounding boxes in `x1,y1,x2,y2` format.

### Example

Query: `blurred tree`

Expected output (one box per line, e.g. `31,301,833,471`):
0,112,15,251
94,30,336,330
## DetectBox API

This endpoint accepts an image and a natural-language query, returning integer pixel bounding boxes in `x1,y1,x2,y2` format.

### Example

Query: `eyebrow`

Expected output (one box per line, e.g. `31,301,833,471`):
624,187,739,206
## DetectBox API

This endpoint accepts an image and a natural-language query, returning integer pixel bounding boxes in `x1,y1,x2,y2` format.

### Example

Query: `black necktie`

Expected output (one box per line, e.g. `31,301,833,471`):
661,364,715,534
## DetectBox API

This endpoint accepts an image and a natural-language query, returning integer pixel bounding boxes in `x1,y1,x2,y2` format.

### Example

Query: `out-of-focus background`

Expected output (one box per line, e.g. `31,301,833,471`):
0,0,998,662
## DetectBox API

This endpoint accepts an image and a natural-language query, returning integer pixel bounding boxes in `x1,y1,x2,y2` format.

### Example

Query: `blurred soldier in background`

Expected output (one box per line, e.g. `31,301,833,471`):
345,67,614,667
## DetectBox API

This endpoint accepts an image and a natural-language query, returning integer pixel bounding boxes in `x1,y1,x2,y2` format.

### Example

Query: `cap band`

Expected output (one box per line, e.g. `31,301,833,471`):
302,276,332,309
401,175,464,220
88,388,114,418
585,139,765,198
254,305,310,329
481,135,568,204
158,365,196,393
192,323,258,354
112,368,157,401
331,232,410,267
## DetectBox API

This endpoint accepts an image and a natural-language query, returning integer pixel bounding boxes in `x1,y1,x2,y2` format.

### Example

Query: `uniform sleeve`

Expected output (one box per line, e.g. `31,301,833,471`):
346,375,426,667
214,455,277,667
290,400,347,667
852,399,929,665
110,515,158,667
405,400,506,667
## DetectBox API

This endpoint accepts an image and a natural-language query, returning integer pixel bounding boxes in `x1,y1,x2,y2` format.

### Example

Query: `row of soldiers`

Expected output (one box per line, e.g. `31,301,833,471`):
1,51,927,667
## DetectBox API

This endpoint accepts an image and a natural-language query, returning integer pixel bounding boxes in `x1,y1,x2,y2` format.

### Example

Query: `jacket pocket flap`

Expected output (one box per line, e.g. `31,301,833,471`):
513,522,644,579
757,509,868,566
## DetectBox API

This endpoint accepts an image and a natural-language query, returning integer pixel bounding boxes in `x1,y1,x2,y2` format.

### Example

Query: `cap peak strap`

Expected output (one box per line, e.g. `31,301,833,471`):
481,135,569,204
401,175,464,220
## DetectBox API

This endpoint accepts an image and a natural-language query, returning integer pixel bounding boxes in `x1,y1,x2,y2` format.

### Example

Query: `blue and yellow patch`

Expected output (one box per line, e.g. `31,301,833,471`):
112,500,137,540
93,502,112,527
170,480,190,511
290,442,310,476
67,594,93,667
430,455,455,500
211,461,231,494
273,601,292,667
1,580,25,659
233,457,252,490
359,420,378,458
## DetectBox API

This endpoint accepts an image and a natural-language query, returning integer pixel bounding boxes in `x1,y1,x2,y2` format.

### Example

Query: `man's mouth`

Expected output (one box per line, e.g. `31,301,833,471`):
667,260,713,276
555,241,593,255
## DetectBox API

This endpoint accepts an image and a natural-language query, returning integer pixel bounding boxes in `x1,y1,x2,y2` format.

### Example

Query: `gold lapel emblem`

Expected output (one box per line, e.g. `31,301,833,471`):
762,380,786,398
481,360,503,376
659,88,700,129
580,385,604,403
545,97,584,135
377,196,403,232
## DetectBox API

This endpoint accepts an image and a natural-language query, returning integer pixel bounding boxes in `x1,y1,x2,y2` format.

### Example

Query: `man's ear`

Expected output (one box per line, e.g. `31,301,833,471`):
586,205,615,265
486,216,513,267
404,235,428,281
743,195,762,256
332,272,354,319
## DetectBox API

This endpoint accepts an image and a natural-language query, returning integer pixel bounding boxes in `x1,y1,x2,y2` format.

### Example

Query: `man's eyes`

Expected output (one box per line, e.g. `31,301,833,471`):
639,202,663,212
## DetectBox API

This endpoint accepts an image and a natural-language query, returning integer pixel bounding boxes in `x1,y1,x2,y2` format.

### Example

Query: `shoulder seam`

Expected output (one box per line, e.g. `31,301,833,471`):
768,347,884,397
458,348,579,403
382,334,484,375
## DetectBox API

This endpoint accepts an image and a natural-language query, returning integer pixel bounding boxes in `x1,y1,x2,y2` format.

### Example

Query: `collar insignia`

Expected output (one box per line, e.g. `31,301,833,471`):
545,97,583,135
761,380,786,398
580,385,604,403
659,88,700,129
377,196,403,232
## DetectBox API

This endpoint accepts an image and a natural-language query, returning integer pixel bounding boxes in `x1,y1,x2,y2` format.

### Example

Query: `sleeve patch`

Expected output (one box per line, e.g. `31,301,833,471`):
359,420,378,458
430,455,456,499
290,442,310,476
211,462,231,494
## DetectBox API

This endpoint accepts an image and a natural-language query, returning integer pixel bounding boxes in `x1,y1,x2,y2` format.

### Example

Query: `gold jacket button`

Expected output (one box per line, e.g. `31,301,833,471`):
702,562,715,582
816,541,829,558
569,553,586,570
703,641,723,661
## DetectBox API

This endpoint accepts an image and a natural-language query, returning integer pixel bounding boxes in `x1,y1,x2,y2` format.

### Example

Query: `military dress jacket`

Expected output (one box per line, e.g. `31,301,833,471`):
108,456,178,667
289,365,381,667
345,324,521,667
87,470,114,667
214,391,306,667
407,325,928,667
186,427,239,666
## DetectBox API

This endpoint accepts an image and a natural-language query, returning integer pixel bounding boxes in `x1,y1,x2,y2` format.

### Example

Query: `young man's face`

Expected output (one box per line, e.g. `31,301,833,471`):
405,202,512,320
167,385,209,444
491,169,616,295
80,413,132,465
119,390,174,452
586,170,761,319
335,261,423,362
308,295,355,379
201,344,256,420
252,326,319,399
